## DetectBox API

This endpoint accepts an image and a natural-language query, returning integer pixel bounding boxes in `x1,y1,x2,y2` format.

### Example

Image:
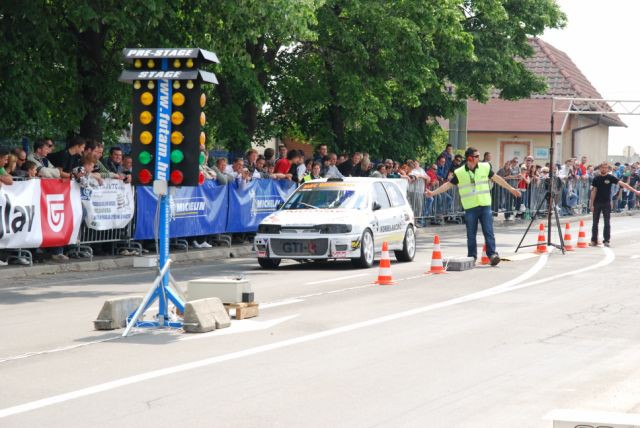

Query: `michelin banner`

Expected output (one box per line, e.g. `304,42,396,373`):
226,179,297,233
0,179,82,249
134,180,228,240
81,179,135,230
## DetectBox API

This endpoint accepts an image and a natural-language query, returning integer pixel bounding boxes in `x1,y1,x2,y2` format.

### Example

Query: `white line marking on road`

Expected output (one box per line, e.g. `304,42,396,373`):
260,299,305,309
0,251,552,419
304,273,369,285
631,255,640,260
180,315,298,341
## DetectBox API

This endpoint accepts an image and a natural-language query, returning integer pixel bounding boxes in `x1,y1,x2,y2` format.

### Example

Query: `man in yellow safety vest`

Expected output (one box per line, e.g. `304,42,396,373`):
426,147,521,266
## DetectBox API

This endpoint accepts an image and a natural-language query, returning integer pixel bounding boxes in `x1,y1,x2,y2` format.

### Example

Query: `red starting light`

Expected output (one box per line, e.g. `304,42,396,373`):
138,169,153,184
198,171,205,185
170,170,184,185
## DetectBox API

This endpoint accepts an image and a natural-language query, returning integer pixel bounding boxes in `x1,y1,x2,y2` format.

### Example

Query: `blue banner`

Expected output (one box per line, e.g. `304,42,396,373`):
134,180,228,240
226,179,297,232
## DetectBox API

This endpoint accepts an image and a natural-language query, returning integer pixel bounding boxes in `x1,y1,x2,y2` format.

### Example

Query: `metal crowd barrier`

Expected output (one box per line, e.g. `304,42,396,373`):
409,176,638,224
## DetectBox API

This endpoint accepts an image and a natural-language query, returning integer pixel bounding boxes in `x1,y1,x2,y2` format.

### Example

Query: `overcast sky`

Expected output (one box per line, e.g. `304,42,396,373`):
542,0,640,156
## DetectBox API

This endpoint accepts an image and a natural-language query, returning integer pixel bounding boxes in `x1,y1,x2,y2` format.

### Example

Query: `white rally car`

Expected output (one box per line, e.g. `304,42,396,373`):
254,177,416,269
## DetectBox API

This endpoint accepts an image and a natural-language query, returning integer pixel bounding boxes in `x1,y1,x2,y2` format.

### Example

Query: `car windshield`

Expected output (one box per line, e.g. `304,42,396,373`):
282,183,368,210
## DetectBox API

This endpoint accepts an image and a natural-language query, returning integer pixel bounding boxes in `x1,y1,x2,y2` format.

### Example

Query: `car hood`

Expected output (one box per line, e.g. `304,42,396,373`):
261,209,362,226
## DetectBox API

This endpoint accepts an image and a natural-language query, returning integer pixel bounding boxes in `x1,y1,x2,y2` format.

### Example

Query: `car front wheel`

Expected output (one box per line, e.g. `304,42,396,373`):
352,229,374,268
258,257,281,269
395,226,416,262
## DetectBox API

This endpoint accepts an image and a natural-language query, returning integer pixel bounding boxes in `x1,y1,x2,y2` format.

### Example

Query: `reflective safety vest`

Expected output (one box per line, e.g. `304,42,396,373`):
454,162,492,210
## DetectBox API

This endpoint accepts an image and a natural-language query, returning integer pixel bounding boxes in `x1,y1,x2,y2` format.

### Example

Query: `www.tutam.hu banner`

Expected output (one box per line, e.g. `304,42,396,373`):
0,179,82,249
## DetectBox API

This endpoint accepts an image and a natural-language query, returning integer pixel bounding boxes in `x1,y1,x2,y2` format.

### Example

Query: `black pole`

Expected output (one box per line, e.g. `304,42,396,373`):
548,111,554,244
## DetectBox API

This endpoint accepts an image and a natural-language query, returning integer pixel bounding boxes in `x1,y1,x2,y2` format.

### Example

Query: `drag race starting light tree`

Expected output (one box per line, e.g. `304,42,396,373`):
119,48,218,187
118,48,218,335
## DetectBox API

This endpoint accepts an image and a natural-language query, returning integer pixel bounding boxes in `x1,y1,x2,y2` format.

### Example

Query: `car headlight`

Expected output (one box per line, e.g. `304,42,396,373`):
257,224,281,234
317,224,352,234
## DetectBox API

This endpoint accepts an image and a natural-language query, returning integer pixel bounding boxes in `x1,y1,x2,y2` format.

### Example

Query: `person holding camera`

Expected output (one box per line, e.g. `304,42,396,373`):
48,136,85,179
426,147,521,265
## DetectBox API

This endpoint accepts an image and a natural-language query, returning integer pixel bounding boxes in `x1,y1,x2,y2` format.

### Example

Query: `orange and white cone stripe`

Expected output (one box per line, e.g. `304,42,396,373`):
536,223,548,254
427,235,446,274
577,219,588,248
374,242,395,285
480,244,490,265
563,223,574,251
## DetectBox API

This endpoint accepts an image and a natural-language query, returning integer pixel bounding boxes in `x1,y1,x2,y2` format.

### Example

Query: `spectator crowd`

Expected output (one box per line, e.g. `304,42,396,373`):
2,137,640,265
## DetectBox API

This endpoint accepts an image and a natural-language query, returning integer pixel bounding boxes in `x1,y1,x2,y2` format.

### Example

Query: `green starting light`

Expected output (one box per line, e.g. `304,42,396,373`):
139,151,152,165
171,149,184,164
199,152,205,165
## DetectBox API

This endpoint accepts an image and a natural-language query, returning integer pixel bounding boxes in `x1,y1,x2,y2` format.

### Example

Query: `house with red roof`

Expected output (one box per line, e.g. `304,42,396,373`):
468,38,625,168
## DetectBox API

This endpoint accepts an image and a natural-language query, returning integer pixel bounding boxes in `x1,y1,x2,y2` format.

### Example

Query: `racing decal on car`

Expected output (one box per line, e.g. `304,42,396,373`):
379,223,403,233
351,240,361,249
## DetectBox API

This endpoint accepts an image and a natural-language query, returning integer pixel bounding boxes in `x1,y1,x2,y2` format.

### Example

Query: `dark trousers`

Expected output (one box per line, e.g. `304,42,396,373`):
464,205,496,259
591,201,611,243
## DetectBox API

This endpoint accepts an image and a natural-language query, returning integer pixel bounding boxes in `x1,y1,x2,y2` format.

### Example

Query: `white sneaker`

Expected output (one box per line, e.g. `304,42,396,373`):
51,254,69,262
200,241,212,248
191,241,202,249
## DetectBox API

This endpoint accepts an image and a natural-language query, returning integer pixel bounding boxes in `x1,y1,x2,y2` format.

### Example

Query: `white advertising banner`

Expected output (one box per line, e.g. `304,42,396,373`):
80,179,135,231
0,179,82,249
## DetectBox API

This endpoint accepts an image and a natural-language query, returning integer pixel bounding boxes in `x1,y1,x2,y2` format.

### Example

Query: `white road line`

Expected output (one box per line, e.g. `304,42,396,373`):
180,316,299,341
0,250,552,420
259,299,305,309
304,273,369,285
631,255,640,260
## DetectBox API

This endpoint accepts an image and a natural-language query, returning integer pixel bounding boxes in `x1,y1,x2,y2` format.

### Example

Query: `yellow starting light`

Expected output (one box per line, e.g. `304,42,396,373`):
200,112,206,126
186,58,194,68
147,59,155,68
140,131,153,145
200,93,206,108
173,81,181,90
147,81,155,90
140,92,154,106
171,111,184,125
133,80,141,90
139,111,153,125
186,80,194,90
173,59,181,68
199,132,206,146
172,92,185,107
171,131,184,145
134,59,142,69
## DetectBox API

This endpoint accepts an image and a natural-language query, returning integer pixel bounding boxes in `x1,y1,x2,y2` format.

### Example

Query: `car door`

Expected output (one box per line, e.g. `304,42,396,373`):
372,182,395,250
383,181,411,248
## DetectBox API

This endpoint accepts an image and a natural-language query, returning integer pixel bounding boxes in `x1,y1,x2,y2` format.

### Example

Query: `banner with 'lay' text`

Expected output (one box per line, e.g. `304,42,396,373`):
0,179,82,249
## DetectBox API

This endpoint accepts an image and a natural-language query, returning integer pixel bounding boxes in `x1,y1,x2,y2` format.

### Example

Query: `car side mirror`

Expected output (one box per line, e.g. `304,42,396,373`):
372,201,382,211
276,201,284,210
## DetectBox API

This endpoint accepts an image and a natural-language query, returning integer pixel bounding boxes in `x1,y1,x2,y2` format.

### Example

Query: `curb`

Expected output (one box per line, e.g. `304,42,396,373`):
0,244,255,281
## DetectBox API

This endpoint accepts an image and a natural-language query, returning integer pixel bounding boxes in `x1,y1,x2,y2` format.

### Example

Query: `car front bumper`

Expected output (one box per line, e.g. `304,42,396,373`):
254,233,363,260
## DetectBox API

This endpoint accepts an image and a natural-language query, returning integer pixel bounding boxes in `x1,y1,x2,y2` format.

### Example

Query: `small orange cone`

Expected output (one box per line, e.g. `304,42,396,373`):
480,244,490,265
576,220,588,248
426,235,446,274
536,223,548,254
374,242,395,285
563,223,574,251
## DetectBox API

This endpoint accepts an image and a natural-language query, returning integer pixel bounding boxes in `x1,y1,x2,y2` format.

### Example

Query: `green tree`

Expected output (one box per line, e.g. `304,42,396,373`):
269,0,565,159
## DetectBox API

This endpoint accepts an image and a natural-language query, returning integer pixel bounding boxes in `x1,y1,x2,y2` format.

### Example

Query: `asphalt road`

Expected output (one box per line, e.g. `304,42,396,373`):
2,214,640,427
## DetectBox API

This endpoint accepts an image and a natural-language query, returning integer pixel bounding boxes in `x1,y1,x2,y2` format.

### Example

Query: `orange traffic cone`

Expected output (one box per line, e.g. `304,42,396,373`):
480,244,490,265
563,223,574,251
374,242,395,285
576,220,588,248
426,235,446,274
535,223,548,254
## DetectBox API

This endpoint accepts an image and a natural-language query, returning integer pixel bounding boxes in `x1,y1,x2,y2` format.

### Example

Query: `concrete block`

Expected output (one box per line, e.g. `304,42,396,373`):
94,296,143,330
187,277,251,304
443,257,475,271
183,297,231,333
